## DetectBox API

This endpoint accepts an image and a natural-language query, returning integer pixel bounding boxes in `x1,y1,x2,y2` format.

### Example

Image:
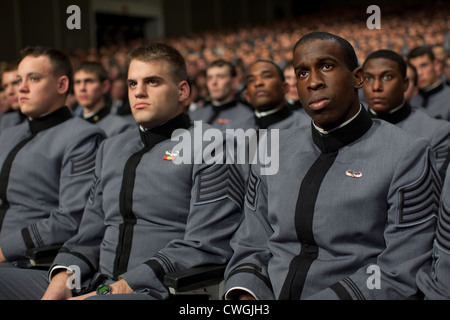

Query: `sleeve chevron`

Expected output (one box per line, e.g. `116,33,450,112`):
436,202,450,252
194,163,245,208
398,158,441,226
245,168,261,211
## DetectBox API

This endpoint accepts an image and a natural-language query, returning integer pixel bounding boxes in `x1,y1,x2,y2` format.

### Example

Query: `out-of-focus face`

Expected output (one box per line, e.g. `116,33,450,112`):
127,59,189,129
245,61,287,112
408,54,439,89
293,39,363,131
74,70,109,111
17,55,68,118
2,69,20,110
283,65,299,102
444,57,450,82
363,58,408,114
206,65,235,104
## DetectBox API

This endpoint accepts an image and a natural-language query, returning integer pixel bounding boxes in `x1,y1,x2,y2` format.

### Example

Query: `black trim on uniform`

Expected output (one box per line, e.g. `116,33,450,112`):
255,105,292,129
145,259,166,283
279,107,373,300
28,106,73,135
207,100,238,124
368,102,412,124
84,105,111,124
419,82,444,108
330,282,353,300
112,113,192,280
279,151,337,300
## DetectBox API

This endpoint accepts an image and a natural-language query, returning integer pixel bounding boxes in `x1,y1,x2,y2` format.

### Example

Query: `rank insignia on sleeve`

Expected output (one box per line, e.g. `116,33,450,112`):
163,150,179,161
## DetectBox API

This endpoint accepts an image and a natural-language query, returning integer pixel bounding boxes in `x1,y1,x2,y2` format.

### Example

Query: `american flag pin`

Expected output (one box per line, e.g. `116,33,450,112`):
346,170,363,178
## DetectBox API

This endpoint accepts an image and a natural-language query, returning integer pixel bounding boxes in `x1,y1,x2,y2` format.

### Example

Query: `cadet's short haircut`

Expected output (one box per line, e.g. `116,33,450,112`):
407,46,436,62
294,32,359,71
207,59,237,78
21,46,73,94
127,43,187,83
363,49,407,78
248,59,285,82
74,61,109,83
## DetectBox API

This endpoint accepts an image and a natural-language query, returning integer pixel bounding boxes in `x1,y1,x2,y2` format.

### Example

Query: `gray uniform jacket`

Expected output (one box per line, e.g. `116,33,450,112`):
0,110,25,135
224,107,439,300
50,113,244,299
410,82,450,121
369,102,450,179
83,106,136,137
0,107,106,266
189,100,253,131
416,164,450,299
229,105,311,180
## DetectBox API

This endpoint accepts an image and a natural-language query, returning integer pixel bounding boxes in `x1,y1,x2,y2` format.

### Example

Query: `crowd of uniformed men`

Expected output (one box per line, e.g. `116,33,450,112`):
0,7,450,300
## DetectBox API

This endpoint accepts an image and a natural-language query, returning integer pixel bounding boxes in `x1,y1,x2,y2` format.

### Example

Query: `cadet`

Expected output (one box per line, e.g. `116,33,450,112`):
407,46,450,120
0,62,25,132
362,49,450,179
73,61,135,137
234,59,310,131
0,46,106,267
0,43,244,300
224,32,439,300
189,59,253,130
416,164,450,299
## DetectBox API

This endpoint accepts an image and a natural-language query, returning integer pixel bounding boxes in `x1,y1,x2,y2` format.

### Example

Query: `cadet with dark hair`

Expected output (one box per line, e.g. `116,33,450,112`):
0,43,244,300
189,59,253,130
362,49,450,179
224,32,439,300
0,46,106,267
73,61,135,137
407,46,450,120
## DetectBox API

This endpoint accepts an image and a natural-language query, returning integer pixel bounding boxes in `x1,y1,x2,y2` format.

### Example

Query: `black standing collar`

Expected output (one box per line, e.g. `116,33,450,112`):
84,105,111,124
28,106,73,135
368,102,412,124
419,81,444,107
312,107,373,154
255,105,292,129
211,99,237,110
139,113,192,147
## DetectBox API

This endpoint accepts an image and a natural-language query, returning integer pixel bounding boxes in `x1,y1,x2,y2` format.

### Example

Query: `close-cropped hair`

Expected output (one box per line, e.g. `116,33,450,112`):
363,49,407,78
20,46,73,93
127,43,187,83
407,46,436,62
294,31,360,71
207,59,237,78
248,59,285,82
74,61,109,83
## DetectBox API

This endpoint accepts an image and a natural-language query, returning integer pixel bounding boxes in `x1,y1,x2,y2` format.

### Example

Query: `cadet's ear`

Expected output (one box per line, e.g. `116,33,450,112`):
353,67,364,89
102,79,111,94
403,77,409,93
58,75,70,95
178,80,190,102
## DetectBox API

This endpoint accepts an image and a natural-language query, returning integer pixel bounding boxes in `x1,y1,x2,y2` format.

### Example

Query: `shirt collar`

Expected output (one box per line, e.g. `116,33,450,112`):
311,105,373,154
